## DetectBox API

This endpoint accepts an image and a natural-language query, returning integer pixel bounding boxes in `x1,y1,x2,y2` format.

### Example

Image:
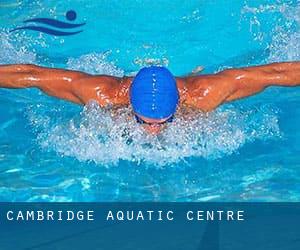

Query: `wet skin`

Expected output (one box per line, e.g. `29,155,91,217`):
0,62,300,133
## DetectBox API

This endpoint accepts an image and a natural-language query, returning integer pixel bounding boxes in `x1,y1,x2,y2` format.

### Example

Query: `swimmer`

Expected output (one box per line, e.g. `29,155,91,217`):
0,62,300,134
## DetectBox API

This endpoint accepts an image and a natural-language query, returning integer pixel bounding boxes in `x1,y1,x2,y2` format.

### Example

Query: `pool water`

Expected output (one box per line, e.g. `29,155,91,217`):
0,0,299,201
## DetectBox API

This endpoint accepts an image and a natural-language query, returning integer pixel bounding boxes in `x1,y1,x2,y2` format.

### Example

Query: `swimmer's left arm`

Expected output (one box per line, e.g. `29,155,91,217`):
224,62,300,102
182,62,300,111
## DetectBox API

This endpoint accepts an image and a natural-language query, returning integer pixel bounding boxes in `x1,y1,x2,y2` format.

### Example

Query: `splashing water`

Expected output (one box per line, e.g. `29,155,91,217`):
26,101,281,166
0,31,36,64
67,51,124,76
268,4,300,62
242,2,300,62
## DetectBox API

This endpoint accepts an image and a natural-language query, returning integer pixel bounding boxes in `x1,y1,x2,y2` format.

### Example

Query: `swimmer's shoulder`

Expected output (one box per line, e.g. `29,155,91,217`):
176,73,237,112
72,75,132,106
176,75,212,106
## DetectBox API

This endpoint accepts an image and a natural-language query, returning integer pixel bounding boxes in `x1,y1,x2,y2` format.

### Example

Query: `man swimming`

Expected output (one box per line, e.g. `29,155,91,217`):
0,62,300,134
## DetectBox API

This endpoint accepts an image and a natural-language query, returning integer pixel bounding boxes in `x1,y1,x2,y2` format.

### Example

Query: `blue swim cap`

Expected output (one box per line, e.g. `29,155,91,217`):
130,66,179,120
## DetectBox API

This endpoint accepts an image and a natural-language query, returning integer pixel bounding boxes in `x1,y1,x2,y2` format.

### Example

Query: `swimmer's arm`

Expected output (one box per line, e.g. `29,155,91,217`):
0,64,129,105
182,62,300,111
0,64,89,103
224,62,300,101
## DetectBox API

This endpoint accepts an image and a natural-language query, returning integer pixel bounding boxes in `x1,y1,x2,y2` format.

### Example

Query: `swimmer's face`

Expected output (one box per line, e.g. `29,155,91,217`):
135,114,171,135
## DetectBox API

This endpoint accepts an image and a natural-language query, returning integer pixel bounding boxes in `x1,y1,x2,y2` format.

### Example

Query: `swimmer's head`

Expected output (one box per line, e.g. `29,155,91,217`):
129,66,179,131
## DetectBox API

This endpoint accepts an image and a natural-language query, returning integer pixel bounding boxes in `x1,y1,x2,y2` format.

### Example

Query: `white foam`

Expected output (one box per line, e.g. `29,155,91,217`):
268,5,300,62
242,2,300,62
0,31,36,64
67,51,124,76
26,101,281,167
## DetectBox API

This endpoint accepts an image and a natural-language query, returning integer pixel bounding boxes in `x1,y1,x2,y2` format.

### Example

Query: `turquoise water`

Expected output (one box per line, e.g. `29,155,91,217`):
0,0,299,201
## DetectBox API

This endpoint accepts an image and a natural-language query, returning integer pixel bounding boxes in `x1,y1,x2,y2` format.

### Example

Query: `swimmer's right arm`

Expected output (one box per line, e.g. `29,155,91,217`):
0,64,130,106
0,64,88,104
